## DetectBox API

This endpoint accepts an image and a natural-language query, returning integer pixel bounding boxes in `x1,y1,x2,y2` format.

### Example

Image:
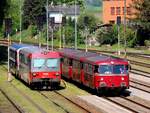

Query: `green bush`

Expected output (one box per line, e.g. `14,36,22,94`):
145,40,150,47
28,25,38,37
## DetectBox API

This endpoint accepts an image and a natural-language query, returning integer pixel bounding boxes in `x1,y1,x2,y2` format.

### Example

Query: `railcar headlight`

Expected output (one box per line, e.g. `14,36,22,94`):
32,73,37,77
101,78,104,81
121,77,124,81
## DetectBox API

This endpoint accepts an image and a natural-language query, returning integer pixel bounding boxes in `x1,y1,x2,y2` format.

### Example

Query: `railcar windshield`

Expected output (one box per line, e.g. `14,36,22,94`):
32,58,60,72
98,65,128,75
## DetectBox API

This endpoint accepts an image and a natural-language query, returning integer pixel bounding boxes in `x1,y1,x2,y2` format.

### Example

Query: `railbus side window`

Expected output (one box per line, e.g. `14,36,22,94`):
80,62,83,69
69,59,72,66
73,60,80,70
83,63,87,72
87,64,93,75
63,57,68,66
94,65,98,73
61,58,64,63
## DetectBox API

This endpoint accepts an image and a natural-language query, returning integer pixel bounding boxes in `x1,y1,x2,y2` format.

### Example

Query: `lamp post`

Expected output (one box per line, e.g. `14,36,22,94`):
74,0,77,49
5,18,12,81
84,16,89,52
19,0,22,44
59,3,62,49
117,16,121,55
124,0,127,58
46,0,49,50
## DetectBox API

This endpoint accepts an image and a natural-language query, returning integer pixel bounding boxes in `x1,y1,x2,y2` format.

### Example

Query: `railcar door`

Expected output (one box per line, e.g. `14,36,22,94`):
83,63,94,89
19,53,30,83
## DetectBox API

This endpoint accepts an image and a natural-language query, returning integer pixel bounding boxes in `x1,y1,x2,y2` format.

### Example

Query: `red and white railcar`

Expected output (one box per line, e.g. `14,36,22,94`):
9,43,61,88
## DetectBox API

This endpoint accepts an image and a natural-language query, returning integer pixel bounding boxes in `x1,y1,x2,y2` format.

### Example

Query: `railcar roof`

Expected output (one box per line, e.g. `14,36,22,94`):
10,43,34,50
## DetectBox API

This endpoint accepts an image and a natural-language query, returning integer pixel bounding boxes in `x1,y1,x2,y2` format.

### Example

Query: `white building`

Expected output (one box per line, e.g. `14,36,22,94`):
48,5,80,24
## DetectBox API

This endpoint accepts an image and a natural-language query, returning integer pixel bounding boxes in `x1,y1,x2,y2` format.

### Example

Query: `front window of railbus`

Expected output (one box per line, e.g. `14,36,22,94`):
98,64,129,75
32,58,60,72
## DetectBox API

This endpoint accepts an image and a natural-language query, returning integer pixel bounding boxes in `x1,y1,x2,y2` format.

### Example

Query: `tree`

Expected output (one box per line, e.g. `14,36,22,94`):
22,0,46,28
0,0,9,28
96,25,118,46
22,0,84,28
0,0,10,37
131,0,150,45
78,13,98,31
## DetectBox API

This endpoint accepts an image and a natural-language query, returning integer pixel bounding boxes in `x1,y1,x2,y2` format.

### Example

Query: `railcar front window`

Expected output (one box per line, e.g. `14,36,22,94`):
99,65,112,74
46,59,59,68
33,59,45,68
32,58,60,72
113,65,125,74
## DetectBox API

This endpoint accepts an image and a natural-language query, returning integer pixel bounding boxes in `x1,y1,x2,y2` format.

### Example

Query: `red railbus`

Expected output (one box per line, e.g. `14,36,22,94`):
60,48,130,93
9,43,61,88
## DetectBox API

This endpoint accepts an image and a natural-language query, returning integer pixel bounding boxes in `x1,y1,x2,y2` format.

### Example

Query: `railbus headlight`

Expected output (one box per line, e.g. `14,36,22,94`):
55,73,60,76
101,78,104,81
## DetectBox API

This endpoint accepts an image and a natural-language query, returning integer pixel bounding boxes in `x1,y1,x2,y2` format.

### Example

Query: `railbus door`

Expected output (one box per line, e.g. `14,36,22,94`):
72,60,82,82
62,57,72,79
83,63,95,89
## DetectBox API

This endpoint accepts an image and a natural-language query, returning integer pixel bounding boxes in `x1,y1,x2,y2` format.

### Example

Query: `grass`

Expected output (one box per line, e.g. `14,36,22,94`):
0,65,90,113
0,65,66,113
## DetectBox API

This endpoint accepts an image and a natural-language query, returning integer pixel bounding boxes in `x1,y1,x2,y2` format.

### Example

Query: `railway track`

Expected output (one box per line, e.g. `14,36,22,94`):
131,69,150,78
10,84,47,113
104,95,150,113
0,65,47,113
1,39,150,68
39,90,90,113
130,80,150,93
0,88,24,113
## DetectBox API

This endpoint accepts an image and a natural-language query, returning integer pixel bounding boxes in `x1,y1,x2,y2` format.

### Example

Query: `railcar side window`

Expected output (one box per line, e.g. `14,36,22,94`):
10,50,16,59
19,53,28,65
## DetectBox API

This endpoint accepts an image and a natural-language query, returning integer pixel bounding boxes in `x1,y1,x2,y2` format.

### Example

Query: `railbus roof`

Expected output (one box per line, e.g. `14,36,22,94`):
59,48,82,58
84,55,128,65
